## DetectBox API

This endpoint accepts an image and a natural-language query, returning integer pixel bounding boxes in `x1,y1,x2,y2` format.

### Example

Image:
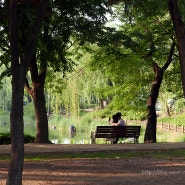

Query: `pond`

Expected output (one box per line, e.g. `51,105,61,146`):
0,122,94,144
49,128,93,144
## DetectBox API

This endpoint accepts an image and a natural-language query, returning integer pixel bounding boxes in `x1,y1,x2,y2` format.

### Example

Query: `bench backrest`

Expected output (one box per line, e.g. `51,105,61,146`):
95,126,141,138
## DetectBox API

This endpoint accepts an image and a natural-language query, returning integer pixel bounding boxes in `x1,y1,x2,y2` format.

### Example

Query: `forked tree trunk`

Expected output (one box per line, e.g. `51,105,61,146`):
144,43,175,143
25,54,50,143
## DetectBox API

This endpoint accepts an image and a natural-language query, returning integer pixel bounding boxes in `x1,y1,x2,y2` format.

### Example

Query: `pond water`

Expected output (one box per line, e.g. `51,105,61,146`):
0,123,93,144
49,130,92,144
0,121,145,144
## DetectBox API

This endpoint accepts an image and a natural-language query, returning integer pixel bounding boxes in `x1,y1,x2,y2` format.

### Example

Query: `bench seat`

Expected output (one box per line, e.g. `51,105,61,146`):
91,126,141,144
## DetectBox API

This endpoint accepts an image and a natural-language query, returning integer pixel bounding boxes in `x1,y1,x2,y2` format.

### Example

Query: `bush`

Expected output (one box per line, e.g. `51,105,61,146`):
0,133,11,144
0,133,35,145
124,110,147,121
158,114,185,126
24,134,35,143
174,98,185,114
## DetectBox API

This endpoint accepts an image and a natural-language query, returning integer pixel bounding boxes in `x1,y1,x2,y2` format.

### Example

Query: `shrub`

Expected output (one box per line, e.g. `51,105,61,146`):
80,113,92,125
0,133,35,145
124,110,147,121
0,133,11,144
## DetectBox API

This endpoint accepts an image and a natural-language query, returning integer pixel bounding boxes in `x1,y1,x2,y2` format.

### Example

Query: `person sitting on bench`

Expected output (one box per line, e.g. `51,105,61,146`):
109,112,126,144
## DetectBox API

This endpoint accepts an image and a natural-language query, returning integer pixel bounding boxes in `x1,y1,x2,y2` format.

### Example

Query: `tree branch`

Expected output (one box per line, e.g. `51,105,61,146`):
162,42,176,71
21,0,50,75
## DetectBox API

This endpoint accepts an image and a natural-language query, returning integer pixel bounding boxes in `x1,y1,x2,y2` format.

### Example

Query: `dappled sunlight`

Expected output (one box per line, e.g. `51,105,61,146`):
1,157,185,185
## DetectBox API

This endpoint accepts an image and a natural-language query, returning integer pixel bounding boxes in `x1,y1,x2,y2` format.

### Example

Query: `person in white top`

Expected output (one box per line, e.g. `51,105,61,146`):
109,112,126,144
110,112,126,126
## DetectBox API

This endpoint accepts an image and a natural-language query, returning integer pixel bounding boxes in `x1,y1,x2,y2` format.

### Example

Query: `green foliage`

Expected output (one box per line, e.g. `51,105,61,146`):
80,114,93,125
0,133,10,144
0,110,10,124
24,102,35,120
90,108,112,119
158,113,185,126
0,133,35,145
178,0,185,23
174,98,185,114
172,114,185,126
24,134,35,143
124,110,147,121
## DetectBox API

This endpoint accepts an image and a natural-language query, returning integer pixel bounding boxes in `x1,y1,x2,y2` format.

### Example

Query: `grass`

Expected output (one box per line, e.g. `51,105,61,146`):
1,149,185,161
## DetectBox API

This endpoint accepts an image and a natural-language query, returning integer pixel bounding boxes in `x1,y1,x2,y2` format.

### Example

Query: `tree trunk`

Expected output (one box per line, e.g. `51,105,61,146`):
7,67,25,185
144,43,175,143
7,2,24,184
25,54,50,143
7,1,50,184
33,82,49,143
100,98,104,109
144,63,163,143
168,0,185,97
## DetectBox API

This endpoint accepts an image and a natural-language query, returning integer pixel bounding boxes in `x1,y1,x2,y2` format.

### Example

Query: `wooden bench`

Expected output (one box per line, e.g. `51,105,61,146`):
91,126,141,144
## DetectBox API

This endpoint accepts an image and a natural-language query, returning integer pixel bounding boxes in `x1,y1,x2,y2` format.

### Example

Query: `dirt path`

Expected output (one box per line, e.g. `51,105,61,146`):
1,158,185,185
1,143,185,185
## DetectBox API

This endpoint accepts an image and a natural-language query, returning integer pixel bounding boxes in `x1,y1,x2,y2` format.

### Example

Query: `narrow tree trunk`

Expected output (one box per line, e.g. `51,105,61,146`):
144,43,175,143
100,98,104,109
168,0,185,97
144,63,163,143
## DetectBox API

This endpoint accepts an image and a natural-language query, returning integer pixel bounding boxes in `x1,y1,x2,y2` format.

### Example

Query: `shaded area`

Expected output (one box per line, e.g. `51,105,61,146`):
1,158,185,185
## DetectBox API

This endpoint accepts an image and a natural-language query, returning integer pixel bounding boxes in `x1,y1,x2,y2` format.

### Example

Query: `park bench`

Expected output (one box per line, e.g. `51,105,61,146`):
91,126,141,144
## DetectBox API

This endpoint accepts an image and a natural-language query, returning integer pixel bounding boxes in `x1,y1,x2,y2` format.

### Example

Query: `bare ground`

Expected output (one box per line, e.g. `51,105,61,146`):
1,143,185,185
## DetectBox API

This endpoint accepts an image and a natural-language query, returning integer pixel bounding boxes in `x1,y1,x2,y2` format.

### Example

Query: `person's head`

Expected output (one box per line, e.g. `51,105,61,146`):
116,112,122,119
112,114,118,123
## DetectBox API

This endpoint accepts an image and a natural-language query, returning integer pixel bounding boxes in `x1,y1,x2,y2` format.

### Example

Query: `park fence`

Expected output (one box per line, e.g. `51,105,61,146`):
157,122,185,134
126,120,185,134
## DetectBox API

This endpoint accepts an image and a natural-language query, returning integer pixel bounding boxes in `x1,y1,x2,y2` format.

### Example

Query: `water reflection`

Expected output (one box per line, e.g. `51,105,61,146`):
1,123,91,144
51,137,87,144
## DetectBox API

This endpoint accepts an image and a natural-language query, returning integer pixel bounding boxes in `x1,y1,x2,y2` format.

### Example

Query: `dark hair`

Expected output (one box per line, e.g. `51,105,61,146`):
112,114,118,123
116,112,122,118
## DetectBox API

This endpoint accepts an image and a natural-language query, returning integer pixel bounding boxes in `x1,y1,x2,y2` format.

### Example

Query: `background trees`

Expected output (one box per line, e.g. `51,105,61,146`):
51,0,182,143
1,0,114,143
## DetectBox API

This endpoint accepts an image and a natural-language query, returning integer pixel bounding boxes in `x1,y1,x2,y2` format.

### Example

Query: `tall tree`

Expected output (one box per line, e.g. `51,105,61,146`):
167,0,185,97
144,43,175,143
7,0,50,184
